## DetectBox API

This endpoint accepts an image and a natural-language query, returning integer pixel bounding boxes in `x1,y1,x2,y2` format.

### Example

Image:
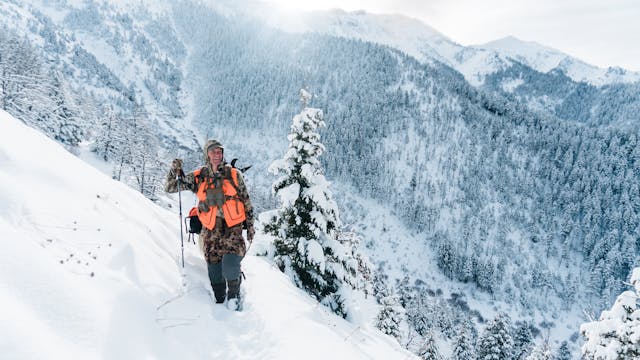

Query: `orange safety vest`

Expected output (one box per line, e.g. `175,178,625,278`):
194,167,246,230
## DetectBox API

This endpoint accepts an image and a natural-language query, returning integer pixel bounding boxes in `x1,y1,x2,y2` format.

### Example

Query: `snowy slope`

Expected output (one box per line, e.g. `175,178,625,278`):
481,36,640,86
0,0,198,157
0,110,414,359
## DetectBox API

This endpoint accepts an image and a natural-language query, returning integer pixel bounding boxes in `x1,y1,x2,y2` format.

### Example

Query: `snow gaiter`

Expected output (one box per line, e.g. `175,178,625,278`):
212,282,226,303
227,278,241,300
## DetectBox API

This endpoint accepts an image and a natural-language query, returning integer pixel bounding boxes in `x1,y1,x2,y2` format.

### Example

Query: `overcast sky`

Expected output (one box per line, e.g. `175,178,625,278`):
267,0,640,71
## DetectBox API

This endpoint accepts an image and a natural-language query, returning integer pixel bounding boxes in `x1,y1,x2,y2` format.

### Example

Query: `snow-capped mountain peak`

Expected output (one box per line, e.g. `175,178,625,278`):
480,36,567,73
479,35,640,86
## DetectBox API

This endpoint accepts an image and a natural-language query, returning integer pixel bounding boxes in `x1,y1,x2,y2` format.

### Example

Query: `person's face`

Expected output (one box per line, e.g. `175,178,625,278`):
208,147,223,168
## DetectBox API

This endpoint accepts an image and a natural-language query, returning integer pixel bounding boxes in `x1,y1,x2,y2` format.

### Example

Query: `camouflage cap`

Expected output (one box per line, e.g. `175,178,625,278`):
204,139,224,152
203,139,224,161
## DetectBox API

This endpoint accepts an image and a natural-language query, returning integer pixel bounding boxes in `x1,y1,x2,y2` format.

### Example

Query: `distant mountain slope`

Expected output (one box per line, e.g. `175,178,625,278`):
0,0,198,151
263,8,640,128
260,7,509,86
0,109,413,359
260,7,640,87
481,36,640,86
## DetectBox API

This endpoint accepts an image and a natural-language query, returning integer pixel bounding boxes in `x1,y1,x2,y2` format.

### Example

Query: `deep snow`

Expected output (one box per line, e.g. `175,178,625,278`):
0,110,414,359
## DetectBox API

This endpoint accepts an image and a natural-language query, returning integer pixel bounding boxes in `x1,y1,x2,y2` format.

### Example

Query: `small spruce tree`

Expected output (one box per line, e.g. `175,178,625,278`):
376,293,404,340
525,341,552,360
419,331,443,360
93,105,121,162
513,322,534,359
477,312,514,360
555,341,572,360
452,320,475,360
266,89,355,317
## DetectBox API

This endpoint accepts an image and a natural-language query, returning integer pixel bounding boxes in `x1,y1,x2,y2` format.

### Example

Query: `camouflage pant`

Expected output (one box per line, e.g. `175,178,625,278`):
201,217,246,263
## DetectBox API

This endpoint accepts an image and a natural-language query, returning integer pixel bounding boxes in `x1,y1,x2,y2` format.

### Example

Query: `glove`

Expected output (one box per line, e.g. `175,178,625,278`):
171,159,185,178
171,158,183,171
246,224,255,243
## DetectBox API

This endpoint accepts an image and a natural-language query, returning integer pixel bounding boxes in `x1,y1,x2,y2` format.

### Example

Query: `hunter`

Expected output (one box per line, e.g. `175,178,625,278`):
165,139,255,310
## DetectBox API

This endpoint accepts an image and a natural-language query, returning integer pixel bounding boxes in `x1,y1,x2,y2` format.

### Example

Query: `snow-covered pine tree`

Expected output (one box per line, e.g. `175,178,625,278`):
406,293,430,336
373,271,391,301
46,70,83,147
127,104,162,199
581,267,640,360
525,341,552,360
93,105,122,161
1,30,51,128
476,312,514,360
376,292,404,340
513,322,534,359
336,230,373,297
397,275,414,307
452,320,475,360
419,331,442,360
0,30,88,150
265,88,356,317
555,341,572,360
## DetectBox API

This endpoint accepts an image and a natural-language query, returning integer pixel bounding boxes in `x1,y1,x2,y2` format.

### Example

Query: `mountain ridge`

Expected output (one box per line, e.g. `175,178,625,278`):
254,6,640,86
480,35,640,86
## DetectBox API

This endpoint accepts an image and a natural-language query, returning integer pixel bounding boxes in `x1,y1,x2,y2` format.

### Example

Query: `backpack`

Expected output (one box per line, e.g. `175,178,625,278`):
185,206,202,235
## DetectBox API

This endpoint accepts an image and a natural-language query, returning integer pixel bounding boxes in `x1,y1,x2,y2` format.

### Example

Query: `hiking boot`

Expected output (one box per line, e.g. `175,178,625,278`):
226,278,242,311
211,282,226,304
226,297,240,311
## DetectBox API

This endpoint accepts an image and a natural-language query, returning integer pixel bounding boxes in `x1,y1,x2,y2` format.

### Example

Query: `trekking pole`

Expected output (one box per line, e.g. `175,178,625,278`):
246,237,253,254
177,173,185,268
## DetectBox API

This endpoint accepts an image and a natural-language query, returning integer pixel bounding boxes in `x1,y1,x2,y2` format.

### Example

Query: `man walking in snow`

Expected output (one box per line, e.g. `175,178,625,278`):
165,139,255,310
